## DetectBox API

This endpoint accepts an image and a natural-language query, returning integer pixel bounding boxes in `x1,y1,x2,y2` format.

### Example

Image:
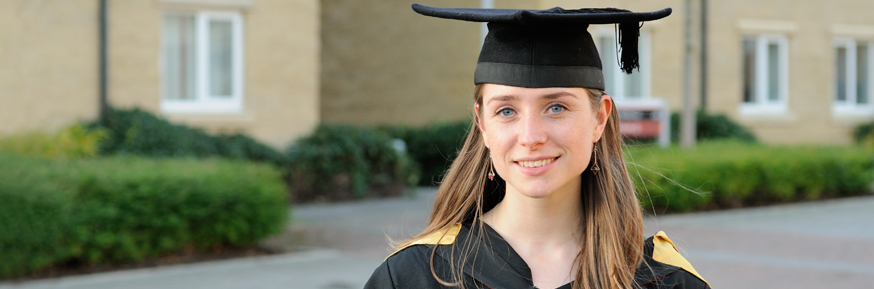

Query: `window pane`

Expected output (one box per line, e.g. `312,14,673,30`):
209,19,233,98
836,46,848,102
162,14,196,100
858,43,869,104
599,35,616,96
624,68,643,99
742,37,756,103
767,42,780,102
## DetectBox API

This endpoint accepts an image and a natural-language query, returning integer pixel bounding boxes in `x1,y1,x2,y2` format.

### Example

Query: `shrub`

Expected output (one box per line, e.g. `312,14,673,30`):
93,108,286,165
626,141,874,213
288,125,419,202
670,110,757,143
0,154,288,278
853,121,874,148
0,156,74,278
382,120,471,186
0,124,106,158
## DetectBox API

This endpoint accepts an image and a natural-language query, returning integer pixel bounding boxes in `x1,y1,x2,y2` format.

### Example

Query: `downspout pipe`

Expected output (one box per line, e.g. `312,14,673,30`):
699,0,708,111
99,0,109,121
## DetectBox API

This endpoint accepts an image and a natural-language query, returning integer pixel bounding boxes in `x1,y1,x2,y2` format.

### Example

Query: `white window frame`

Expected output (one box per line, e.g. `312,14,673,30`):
161,10,244,114
594,29,652,101
739,34,789,115
833,38,873,116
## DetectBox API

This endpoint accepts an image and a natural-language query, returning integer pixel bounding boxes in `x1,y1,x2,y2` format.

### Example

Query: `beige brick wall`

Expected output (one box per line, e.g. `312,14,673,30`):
109,0,320,149
318,0,690,127
546,0,690,111
707,0,874,144
0,0,99,135
547,0,874,145
319,0,479,127
318,0,538,127
7,0,874,146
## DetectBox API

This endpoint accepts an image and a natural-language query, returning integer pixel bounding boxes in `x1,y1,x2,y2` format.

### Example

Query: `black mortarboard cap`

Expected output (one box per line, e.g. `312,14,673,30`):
412,4,672,90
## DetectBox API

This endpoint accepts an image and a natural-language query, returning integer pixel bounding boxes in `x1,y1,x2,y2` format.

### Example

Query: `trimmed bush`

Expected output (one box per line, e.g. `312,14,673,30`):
288,125,419,202
0,124,106,158
670,111,757,143
853,121,874,148
382,121,471,186
626,141,874,213
0,154,288,278
93,108,286,165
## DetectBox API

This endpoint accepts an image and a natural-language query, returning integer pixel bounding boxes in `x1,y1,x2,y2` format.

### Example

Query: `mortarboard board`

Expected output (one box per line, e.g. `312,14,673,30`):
412,4,672,90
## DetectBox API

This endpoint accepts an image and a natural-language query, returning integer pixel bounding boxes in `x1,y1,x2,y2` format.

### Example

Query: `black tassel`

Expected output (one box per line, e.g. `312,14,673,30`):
618,22,640,74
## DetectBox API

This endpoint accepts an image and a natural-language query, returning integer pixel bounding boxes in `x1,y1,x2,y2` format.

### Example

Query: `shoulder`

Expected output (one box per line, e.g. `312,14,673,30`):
365,245,437,289
364,224,464,289
386,223,463,259
637,231,711,289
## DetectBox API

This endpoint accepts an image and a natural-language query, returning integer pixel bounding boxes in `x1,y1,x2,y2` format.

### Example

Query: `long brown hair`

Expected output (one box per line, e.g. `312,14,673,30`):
396,85,644,289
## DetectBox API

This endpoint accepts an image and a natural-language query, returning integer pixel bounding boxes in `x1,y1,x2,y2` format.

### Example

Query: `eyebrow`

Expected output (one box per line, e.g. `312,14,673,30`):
543,92,579,100
486,95,518,105
486,91,578,105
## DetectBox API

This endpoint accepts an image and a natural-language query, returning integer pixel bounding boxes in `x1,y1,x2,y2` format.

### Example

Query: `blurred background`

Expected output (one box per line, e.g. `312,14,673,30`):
1,0,873,288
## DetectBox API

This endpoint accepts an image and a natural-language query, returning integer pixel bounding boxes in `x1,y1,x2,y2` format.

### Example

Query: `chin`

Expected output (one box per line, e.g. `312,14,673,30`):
504,173,583,200
507,181,561,199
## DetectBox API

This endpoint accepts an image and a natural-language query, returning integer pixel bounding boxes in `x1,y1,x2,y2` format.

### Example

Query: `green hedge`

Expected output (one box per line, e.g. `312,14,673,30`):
288,125,419,202
627,141,874,213
853,121,874,148
0,154,288,278
93,108,286,165
382,121,471,186
0,124,106,158
670,110,757,143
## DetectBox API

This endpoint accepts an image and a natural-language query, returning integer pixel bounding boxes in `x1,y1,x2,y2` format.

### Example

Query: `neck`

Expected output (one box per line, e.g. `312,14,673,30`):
484,178,583,243
483,177,584,288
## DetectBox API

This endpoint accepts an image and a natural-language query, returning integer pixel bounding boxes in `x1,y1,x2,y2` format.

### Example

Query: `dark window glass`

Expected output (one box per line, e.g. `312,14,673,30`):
743,37,756,103
836,46,847,102
858,43,869,104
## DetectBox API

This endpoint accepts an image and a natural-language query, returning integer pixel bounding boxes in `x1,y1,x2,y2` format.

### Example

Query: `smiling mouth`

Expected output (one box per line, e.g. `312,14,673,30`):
517,157,558,168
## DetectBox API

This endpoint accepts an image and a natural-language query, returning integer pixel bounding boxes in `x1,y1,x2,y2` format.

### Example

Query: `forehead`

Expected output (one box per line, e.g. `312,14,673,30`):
481,84,589,104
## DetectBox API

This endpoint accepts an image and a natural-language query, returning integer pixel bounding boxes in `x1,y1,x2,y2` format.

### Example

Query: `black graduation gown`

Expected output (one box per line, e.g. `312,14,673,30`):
364,222,710,289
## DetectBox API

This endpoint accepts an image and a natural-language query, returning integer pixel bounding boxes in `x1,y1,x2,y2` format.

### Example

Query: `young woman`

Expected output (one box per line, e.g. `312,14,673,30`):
365,4,710,289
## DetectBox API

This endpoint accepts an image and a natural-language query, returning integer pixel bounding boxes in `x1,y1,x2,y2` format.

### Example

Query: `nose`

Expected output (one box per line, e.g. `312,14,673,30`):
518,112,547,150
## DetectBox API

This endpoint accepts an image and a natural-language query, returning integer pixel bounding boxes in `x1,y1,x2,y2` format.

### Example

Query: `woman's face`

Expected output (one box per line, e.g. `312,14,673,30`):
477,84,612,199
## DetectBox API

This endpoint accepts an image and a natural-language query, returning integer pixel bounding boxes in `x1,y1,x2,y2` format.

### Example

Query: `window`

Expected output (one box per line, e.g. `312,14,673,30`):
161,11,243,113
597,31,651,101
833,38,872,115
741,34,788,114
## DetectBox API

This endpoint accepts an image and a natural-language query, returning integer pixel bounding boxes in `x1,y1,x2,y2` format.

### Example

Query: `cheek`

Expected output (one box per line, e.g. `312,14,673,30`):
485,128,510,151
563,116,597,143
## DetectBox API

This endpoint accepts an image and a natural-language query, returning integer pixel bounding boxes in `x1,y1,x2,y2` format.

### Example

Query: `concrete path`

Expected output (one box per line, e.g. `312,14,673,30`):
2,188,872,289
647,196,874,289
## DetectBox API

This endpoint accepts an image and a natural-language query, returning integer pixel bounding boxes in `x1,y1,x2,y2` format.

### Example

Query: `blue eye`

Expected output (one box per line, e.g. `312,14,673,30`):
498,108,515,117
548,104,566,114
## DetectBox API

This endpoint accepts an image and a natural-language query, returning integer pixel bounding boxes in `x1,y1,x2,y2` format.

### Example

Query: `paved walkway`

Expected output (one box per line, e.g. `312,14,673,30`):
2,188,872,289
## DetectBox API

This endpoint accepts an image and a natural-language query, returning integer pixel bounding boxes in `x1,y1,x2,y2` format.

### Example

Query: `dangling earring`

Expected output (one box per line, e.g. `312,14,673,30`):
591,145,601,175
488,153,496,181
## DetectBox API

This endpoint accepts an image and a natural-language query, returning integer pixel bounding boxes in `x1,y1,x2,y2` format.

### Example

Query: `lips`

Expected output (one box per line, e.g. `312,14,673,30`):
512,156,560,176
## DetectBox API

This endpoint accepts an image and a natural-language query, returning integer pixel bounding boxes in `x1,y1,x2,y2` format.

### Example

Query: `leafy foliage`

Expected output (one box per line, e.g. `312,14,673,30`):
0,124,106,158
93,108,286,165
0,155,288,278
670,111,757,143
626,141,874,213
288,124,419,202
853,121,874,148
382,121,471,186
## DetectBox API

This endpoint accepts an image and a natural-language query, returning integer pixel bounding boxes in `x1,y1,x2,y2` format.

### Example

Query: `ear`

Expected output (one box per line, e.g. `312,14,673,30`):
592,93,613,143
475,103,490,149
